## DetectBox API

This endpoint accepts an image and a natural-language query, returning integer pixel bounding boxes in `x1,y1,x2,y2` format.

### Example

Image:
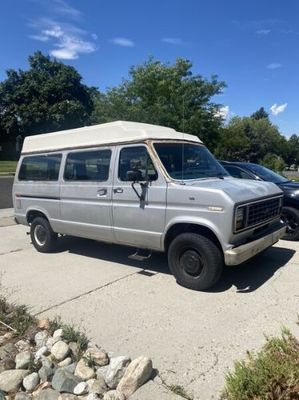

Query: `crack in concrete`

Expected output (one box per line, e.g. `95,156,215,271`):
0,248,23,256
33,269,151,317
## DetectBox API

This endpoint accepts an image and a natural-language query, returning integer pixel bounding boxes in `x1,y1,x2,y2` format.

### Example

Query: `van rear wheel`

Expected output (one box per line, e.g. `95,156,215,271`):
168,233,223,291
30,217,57,253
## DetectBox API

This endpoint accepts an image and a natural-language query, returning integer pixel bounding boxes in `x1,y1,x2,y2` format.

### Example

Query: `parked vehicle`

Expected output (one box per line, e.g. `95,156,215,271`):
221,161,299,240
13,121,285,290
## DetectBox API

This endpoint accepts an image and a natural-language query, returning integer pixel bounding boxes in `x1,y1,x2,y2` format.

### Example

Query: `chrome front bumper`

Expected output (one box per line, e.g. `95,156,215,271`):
224,225,286,266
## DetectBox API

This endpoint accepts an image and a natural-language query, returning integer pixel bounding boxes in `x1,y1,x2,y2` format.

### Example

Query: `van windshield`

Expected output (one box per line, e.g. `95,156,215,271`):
154,142,229,180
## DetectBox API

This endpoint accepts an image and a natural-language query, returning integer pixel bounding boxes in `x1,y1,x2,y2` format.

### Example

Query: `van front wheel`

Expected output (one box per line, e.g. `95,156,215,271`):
168,233,223,291
30,217,57,253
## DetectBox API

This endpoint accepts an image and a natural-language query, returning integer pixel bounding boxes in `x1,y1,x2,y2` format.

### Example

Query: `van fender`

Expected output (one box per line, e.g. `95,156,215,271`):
162,216,226,252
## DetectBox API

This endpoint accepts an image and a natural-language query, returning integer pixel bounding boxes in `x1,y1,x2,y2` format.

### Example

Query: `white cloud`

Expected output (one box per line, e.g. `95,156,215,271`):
91,33,98,40
29,20,96,60
256,29,271,35
161,37,183,45
270,103,288,115
267,63,282,69
28,34,49,42
110,37,135,47
215,105,230,119
52,0,81,19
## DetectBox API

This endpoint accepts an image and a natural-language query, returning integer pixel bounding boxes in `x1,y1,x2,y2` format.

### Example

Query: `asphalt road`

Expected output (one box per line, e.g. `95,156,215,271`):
1,210,299,399
0,177,13,208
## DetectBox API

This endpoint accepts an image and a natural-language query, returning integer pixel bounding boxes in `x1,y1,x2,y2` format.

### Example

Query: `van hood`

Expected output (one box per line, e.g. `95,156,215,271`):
186,177,283,204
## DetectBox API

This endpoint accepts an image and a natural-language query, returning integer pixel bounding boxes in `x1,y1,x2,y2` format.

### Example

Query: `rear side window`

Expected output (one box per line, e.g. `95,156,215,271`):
18,154,62,181
64,149,111,181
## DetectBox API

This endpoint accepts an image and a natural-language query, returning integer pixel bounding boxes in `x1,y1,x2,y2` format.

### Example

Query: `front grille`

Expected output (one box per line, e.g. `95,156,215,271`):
235,196,282,232
247,197,281,227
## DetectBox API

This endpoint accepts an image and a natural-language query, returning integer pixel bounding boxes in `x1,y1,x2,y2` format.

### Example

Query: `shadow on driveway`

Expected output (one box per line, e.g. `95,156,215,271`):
52,237,295,293
210,246,295,293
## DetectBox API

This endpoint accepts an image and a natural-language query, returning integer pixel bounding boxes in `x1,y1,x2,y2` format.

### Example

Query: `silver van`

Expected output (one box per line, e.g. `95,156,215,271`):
13,121,286,290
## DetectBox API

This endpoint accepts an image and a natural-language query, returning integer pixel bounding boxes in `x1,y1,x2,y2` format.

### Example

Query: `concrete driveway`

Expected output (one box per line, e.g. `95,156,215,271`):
0,209,299,399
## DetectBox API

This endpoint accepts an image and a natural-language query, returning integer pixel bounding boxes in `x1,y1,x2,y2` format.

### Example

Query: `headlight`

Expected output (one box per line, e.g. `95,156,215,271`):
235,206,246,231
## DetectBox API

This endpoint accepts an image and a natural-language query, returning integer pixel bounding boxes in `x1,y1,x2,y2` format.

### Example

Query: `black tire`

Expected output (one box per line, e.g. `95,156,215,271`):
30,217,57,253
168,233,224,291
281,206,299,241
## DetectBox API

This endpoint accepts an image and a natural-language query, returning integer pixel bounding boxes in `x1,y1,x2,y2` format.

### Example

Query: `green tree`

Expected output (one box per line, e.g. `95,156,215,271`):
92,58,226,149
215,116,287,162
261,153,285,171
0,51,94,144
286,134,299,165
250,107,269,120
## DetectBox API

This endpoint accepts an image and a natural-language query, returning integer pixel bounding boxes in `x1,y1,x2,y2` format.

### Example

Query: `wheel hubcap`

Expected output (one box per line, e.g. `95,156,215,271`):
180,249,203,276
34,225,47,246
281,213,299,235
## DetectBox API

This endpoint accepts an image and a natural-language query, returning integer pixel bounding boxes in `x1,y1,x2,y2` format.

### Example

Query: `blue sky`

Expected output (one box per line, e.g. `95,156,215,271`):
1,0,298,136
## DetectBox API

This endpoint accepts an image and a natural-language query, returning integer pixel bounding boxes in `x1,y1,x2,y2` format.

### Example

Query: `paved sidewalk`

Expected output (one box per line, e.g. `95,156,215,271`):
0,207,15,227
0,211,299,399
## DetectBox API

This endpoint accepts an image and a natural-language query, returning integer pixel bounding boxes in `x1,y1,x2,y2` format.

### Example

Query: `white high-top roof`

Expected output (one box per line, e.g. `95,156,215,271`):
21,120,202,154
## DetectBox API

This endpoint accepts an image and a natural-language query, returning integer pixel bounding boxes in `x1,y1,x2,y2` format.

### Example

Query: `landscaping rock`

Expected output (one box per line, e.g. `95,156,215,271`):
0,343,15,360
63,363,77,374
86,349,109,367
46,337,60,350
23,371,39,391
35,331,49,349
53,329,63,339
86,378,96,390
41,356,54,369
116,357,152,397
105,356,130,389
96,365,109,381
68,343,80,359
15,350,32,369
36,388,60,400
85,395,99,400
90,376,108,395
103,391,126,400
0,369,29,392
0,390,4,400
39,366,55,383
58,357,72,367
15,392,31,400
73,381,88,395
35,345,49,361
75,359,95,380
58,395,79,400
51,341,69,362
15,340,30,352
0,358,15,373
52,368,81,393
38,319,50,331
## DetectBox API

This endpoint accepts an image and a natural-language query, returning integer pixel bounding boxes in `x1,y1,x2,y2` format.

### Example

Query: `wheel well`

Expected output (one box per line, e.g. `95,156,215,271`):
27,210,49,225
164,223,222,252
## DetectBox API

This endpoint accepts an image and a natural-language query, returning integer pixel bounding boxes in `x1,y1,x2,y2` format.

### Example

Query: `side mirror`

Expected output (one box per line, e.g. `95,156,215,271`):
126,170,142,182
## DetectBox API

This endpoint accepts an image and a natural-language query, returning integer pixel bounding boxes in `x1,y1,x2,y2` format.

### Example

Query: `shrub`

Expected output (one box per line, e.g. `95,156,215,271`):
222,329,299,400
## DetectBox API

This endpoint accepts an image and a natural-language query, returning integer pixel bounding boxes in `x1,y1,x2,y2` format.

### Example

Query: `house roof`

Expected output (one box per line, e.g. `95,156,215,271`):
21,120,202,154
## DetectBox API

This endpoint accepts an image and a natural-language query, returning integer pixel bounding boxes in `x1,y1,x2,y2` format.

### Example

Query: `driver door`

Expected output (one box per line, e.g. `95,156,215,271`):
112,144,167,250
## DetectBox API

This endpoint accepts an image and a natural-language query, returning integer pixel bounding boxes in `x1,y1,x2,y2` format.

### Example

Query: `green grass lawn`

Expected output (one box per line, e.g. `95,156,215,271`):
0,160,17,175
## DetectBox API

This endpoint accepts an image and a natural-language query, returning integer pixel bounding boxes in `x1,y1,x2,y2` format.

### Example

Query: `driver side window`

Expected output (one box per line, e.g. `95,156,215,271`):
118,146,158,182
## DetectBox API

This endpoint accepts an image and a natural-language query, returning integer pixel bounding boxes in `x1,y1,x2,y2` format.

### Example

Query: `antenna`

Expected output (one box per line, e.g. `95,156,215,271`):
181,94,185,181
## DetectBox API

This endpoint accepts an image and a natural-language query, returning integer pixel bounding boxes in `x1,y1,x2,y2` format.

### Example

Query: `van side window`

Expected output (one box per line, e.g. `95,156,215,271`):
118,146,158,181
64,149,111,181
18,154,62,181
